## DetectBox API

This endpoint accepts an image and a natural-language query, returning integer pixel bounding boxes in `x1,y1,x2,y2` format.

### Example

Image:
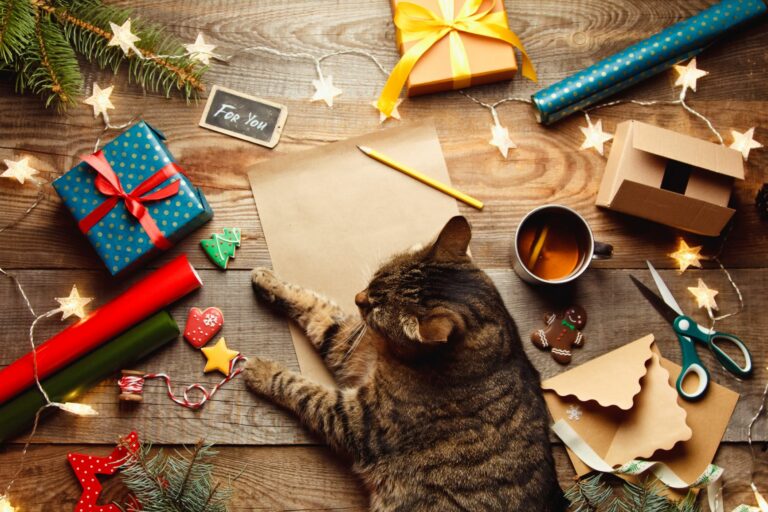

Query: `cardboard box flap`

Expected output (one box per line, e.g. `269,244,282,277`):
631,121,744,181
611,180,736,237
541,334,655,410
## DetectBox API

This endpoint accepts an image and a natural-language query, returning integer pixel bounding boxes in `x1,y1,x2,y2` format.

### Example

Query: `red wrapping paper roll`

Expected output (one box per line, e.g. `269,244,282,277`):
0,254,202,405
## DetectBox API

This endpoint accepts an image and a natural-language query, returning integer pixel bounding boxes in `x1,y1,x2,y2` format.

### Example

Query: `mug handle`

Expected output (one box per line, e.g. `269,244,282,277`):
592,241,613,260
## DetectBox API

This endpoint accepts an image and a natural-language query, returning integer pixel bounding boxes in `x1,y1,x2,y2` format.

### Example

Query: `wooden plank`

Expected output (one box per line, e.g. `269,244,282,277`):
0,443,762,511
1,268,765,444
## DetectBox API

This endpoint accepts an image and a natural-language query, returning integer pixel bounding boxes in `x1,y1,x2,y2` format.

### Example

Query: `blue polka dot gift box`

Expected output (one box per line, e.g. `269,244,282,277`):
532,0,767,125
52,121,214,276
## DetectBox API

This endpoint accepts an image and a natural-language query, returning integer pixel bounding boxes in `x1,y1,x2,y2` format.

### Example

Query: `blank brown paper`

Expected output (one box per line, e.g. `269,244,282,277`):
248,123,461,385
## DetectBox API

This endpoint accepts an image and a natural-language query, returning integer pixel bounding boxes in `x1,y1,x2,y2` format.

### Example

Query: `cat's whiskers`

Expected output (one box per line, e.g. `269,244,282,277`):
342,322,368,363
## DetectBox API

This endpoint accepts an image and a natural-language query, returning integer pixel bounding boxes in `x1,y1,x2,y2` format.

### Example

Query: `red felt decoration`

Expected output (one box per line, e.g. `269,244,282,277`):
184,307,224,348
68,431,140,512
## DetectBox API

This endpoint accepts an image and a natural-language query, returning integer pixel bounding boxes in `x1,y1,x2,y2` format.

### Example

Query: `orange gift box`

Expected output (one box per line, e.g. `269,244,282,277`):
390,0,519,96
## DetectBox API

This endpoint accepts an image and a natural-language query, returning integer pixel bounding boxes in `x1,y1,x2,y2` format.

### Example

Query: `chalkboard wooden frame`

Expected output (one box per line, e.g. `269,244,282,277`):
199,85,288,148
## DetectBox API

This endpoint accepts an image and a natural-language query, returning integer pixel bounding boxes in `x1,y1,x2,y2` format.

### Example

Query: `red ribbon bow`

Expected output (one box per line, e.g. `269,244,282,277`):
78,150,183,250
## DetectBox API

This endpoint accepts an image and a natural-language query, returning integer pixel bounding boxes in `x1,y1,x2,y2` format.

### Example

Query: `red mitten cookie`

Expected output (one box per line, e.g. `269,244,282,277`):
184,307,224,348
531,305,587,364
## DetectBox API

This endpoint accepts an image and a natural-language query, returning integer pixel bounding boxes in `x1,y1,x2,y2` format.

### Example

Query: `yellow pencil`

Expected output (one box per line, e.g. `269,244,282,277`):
357,145,484,210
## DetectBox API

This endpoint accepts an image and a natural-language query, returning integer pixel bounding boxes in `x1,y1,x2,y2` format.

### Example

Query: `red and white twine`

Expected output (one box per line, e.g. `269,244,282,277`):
118,354,248,410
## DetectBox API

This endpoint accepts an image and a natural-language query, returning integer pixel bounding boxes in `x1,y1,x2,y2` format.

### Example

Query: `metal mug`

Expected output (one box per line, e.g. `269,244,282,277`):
513,204,613,285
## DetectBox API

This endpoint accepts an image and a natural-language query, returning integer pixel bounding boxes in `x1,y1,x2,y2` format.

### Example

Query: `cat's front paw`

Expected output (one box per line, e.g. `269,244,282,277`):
243,356,285,395
251,267,285,305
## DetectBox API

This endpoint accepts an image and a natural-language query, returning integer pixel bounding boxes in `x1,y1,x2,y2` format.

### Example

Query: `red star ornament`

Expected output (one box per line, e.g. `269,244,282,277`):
68,431,140,512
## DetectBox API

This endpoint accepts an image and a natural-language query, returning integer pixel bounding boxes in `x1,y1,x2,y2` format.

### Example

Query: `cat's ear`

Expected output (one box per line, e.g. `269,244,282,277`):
417,310,465,344
428,216,472,262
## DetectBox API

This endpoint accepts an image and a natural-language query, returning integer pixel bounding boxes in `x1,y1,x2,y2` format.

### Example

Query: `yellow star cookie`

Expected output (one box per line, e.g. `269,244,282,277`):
201,337,239,375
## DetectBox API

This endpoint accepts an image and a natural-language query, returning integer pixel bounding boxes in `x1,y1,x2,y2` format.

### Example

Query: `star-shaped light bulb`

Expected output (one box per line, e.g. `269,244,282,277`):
673,57,708,94
489,121,516,159
2,157,39,185
108,19,142,57
57,402,98,416
729,127,763,161
184,33,217,65
83,84,115,120
688,278,719,311
579,118,613,156
0,495,17,512
310,75,342,108
669,240,704,273
55,285,93,321
371,98,402,124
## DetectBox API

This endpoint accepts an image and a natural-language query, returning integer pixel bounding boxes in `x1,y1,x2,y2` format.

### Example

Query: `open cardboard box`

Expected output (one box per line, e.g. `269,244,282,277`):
596,120,744,236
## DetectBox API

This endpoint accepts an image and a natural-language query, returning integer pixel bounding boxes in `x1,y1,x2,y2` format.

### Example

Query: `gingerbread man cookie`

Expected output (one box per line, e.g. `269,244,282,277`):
531,305,587,364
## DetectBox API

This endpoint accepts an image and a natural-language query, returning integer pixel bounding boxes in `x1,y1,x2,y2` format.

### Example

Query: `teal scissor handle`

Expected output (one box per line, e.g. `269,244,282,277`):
673,317,753,378
672,316,711,401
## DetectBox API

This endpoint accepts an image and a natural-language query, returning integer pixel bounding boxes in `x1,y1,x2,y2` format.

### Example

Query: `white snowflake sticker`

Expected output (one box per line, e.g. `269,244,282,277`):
203,314,219,327
566,405,582,422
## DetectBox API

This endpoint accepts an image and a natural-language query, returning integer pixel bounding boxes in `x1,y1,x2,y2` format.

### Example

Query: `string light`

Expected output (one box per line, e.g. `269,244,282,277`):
311,74,343,107
687,278,719,311
184,33,216,65
579,115,613,156
54,285,93,320
55,402,99,416
108,19,142,57
668,239,704,272
730,127,763,161
83,83,115,122
1,157,40,185
372,98,402,124
0,495,16,512
673,57,708,94
489,119,516,159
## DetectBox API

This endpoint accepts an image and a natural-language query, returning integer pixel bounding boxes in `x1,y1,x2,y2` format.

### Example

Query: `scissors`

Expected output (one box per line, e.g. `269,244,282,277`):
630,260,753,401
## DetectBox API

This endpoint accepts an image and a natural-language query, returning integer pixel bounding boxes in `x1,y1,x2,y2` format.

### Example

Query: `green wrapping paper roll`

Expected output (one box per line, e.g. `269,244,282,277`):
0,311,179,443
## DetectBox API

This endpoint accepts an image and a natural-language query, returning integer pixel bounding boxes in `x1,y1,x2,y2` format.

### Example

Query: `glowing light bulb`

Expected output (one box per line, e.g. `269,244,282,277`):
0,495,17,512
668,240,704,273
56,402,98,416
55,285,93,320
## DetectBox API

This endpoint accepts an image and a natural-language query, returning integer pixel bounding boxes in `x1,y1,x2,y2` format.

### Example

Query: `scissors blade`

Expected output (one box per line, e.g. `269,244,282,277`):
629,275,681,326
645,260,685,317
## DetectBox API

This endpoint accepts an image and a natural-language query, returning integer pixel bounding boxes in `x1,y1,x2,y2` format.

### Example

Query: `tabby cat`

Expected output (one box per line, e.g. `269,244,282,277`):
245,216,566,511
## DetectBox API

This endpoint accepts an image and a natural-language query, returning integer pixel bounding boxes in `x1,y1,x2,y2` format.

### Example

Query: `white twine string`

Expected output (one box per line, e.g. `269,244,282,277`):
0,181,45,235
0,269,71,499
460,90,532,129
217,46,389,96
585,86,725,146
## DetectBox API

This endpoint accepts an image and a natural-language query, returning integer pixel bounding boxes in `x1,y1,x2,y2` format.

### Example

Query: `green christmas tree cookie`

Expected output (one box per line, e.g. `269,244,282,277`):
201,228,241,269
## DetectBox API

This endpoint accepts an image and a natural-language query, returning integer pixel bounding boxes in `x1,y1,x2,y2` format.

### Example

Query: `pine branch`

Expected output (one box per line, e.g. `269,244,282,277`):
564,474,702,512
16,5,81,109
1,0,207,109
34,0,205,95
0,0,35,63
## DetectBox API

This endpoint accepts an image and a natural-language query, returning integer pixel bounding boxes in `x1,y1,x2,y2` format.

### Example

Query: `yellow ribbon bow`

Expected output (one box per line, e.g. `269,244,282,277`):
376,0,537,117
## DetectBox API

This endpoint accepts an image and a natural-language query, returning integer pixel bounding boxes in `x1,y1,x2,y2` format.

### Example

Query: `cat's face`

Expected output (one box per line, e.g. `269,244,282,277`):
355,216,472,359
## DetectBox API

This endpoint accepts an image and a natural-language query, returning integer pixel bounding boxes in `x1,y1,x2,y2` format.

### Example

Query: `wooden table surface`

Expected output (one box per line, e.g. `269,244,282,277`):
1,0,766,509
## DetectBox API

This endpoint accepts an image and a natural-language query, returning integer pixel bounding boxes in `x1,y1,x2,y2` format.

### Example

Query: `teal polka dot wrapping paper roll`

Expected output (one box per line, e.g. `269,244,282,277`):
531,0,767,125
52,121,214,276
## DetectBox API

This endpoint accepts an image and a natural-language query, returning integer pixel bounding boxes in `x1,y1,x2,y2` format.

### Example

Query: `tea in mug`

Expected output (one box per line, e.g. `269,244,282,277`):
516,211,587,281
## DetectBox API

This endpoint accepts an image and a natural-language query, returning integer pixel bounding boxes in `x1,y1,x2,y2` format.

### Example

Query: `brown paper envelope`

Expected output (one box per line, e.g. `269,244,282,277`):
544,336,692,466
545,335,738,485
248,123,460,385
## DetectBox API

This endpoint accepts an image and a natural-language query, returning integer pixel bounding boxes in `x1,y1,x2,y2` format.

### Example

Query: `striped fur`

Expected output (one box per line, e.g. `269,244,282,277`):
245,216,565,511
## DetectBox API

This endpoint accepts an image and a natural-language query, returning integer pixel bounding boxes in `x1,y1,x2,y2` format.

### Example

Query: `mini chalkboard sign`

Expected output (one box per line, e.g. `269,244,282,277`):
199,85,287,148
